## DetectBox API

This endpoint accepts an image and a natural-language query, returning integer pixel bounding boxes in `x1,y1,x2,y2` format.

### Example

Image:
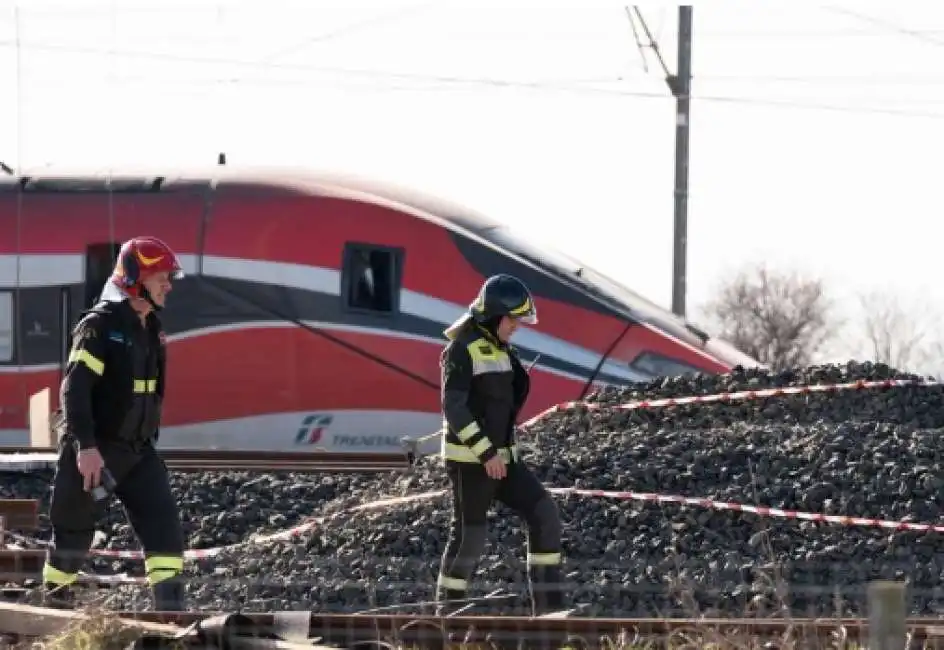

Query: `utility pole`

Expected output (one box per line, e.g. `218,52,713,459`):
670,6,692,318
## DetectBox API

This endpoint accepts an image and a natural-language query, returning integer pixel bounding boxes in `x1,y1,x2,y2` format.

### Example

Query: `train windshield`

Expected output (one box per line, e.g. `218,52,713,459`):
479,226,584,277
479,225,708,347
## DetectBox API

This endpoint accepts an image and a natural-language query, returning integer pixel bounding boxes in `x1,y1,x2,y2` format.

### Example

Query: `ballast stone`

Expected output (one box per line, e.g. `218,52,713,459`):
3,360,944,617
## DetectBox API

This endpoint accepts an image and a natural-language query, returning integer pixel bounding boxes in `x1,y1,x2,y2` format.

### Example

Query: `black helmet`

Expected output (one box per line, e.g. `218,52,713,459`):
444,274,538,339
469,274,538,325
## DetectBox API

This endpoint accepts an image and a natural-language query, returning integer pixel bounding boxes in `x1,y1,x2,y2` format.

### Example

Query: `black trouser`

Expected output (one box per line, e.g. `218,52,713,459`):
43,437,186,610
437,458,565,615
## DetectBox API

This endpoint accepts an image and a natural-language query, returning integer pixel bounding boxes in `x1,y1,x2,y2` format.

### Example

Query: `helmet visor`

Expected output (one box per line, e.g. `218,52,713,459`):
508,298,538,325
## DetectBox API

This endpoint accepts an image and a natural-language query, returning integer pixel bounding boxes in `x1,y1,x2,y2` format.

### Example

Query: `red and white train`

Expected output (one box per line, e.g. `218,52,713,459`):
0,168,759,452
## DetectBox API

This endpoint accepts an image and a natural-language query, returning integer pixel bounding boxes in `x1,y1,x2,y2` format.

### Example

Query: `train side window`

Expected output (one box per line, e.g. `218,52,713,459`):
85,242,121,308
341,243,403,314
630,352,703,378
0,291,13,362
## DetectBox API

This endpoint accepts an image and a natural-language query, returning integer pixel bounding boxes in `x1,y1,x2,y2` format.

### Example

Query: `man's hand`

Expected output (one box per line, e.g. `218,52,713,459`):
484,455,506,480
77,448,105,492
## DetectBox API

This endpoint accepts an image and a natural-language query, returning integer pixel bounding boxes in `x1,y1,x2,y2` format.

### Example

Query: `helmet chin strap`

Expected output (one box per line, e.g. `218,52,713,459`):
139,284,163,312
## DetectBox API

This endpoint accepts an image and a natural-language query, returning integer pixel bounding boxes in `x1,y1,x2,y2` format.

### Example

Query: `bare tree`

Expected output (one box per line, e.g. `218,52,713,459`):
700,263,839,371
918,340,944,380
856,290,931,371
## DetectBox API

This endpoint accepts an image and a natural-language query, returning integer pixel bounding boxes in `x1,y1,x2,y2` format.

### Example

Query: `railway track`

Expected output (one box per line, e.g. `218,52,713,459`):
0,448,411,473
10,609,944,648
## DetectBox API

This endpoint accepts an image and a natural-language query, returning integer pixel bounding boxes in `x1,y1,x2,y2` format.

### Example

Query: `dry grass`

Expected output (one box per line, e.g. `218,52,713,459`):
10,608,895,650
336,618,869,650
17,610,872,650
9,606,186,650
391,627,867,650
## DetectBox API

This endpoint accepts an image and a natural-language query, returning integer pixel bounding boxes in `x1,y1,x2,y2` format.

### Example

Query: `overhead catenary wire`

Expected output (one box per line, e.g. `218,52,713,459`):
821,3,944,48
628,6,672,81
623,6,649,74
3,36,944,120
16,71,944,121
208,3,440,161
13,7,23,176
226,2,438,82
9,35,944,88
13,6,23,327
106,0,116,245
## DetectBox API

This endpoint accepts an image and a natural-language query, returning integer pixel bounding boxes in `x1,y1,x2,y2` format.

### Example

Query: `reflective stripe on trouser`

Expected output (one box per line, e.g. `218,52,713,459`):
145,554,184,585
444,442,519,464
133,378,158,393
42,562,78,587
437,575,468,592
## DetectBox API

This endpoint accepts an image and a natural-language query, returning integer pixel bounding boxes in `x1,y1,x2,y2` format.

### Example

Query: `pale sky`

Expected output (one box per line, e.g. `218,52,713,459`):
2,0,943,367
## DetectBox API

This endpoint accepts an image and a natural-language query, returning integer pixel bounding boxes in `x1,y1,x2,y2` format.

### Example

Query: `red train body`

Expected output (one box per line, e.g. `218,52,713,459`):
0,168,759,451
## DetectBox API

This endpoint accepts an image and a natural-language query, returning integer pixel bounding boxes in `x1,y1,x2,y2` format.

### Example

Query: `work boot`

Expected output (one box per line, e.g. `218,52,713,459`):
528,565,566,617
41,583,77,610
435,587,468,617
151,580,186,611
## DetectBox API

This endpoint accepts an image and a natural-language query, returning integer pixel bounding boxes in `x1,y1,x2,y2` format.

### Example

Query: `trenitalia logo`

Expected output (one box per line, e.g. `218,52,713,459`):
293,414,405,449
295,414,333,445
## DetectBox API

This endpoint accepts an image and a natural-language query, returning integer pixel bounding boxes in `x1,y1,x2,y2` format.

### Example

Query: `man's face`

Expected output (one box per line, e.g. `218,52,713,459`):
141,271,173,308
497,316,520,342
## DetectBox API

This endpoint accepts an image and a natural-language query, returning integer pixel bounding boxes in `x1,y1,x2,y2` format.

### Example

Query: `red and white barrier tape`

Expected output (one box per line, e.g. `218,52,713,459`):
414,377,935,445
15,481,944,585
518,378,939,428
87,490,449,560
73,378,944,561
10,377,938,583
548,486,944,534
69,476,944,563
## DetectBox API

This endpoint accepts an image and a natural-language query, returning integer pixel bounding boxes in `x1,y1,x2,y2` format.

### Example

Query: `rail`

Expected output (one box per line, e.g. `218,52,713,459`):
0,448,411,473
25,610,944,648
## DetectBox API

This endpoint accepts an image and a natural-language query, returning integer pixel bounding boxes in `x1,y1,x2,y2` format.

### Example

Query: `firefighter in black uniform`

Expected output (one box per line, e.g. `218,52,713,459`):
42,236,187,611
436,274,566,616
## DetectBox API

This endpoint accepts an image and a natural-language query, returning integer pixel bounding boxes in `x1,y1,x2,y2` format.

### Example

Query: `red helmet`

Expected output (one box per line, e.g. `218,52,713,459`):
111,236,184,299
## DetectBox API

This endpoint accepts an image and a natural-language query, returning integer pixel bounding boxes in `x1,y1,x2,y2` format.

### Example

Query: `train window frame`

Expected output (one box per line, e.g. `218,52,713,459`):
0,290,14,363
629,351,703,378
84,242,121,309
340,243,404,316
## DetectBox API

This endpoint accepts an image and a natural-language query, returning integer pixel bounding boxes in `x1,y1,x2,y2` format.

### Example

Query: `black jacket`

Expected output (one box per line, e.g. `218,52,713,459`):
59,299,166,450
440,323,530,463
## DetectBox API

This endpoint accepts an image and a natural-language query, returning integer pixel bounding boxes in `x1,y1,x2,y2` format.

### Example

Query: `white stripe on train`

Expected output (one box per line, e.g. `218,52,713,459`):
0,319,613,387
0,253,646,382
0,409,447,452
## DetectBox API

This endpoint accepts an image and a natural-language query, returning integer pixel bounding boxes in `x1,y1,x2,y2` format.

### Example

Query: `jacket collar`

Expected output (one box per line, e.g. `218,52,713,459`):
474,324,508,350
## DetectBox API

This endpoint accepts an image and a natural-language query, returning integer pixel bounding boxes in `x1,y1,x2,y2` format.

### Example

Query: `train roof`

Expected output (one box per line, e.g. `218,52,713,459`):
0,165,758,367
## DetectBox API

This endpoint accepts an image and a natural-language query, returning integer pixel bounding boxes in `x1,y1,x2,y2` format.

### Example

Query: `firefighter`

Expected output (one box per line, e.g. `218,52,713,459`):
436,273,566,616
41,236,187,611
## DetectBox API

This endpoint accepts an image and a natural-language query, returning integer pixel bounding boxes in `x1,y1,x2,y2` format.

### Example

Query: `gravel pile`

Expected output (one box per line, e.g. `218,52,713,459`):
5,361,944,618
